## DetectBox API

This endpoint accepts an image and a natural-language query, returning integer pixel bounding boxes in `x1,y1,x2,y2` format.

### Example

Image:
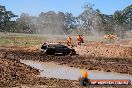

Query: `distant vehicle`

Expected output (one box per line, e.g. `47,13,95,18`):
41,43,76,55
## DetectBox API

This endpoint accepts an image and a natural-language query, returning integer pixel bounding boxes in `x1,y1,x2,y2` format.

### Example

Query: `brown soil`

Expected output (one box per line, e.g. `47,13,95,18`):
0,41,132,88
0,58,131,88
1,45,132,75
0,58,39,87
118,40,132,46
0,55,79,88
75,41,132,58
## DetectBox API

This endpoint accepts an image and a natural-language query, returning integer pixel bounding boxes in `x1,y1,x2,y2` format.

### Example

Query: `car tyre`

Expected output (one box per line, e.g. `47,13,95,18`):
45,48,55,55
70,49,76,55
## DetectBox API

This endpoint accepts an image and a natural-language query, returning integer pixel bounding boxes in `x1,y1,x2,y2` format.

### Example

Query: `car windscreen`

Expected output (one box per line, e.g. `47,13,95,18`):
59,45,68,48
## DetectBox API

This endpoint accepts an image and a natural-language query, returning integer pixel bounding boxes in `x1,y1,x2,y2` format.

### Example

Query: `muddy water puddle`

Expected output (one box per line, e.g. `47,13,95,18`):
20,60,132,82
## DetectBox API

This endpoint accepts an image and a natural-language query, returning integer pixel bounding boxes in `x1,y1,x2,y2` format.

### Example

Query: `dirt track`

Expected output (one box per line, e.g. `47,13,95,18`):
1,41,132,75
0,57,132,88
75,41,132,58
0,41,132,87
0,58,80,88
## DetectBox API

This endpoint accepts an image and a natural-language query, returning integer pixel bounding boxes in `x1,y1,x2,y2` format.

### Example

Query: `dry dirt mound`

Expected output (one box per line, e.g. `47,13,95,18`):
118,40,132,46
75,42,132,58
0,58,39,87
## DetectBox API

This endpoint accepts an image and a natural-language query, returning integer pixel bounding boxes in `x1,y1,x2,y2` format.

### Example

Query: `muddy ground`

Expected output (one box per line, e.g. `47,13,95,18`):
0,58,80,88
0,40,132,88
75,41,132,58
0,56,131,88
1,40,132,75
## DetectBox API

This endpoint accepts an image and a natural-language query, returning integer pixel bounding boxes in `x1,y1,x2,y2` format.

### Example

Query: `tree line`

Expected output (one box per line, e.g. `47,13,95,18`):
0,4,132,38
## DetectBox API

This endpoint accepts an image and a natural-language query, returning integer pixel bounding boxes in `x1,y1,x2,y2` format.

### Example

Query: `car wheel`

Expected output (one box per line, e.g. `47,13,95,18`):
62,52,69,55
46,48,55,55
70,49,76,55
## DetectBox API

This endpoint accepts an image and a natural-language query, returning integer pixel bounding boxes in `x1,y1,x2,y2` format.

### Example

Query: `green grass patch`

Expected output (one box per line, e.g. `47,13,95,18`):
0,34,46,47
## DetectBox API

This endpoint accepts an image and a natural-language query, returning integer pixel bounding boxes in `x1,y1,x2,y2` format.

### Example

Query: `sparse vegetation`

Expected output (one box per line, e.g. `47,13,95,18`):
0,33,46,47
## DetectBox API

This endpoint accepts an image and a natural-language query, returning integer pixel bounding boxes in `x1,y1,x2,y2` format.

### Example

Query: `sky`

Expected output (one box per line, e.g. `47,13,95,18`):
0,0,132,17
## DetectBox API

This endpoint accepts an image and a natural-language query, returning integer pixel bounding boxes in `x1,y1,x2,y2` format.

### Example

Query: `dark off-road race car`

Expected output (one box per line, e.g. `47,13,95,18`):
41,43,76,55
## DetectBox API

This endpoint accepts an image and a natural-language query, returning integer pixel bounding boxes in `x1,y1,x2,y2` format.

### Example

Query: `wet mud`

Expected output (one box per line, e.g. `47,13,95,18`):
0,41,132,87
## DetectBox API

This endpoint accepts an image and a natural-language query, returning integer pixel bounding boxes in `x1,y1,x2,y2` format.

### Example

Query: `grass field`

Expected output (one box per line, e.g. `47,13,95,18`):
0,32,46,47
0,32,101,46
0,32,131,47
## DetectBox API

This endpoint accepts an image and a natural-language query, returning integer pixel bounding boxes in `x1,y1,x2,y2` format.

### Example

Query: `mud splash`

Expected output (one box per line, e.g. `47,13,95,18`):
21,60,132,83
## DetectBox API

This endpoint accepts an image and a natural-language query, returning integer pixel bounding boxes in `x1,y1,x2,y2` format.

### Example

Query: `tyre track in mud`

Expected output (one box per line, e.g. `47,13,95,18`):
1,47,132,75
0,47,132,87
0,50,79,87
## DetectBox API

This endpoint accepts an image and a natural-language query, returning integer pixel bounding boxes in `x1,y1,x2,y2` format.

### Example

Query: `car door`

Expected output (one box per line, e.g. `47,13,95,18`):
56,45,69,53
